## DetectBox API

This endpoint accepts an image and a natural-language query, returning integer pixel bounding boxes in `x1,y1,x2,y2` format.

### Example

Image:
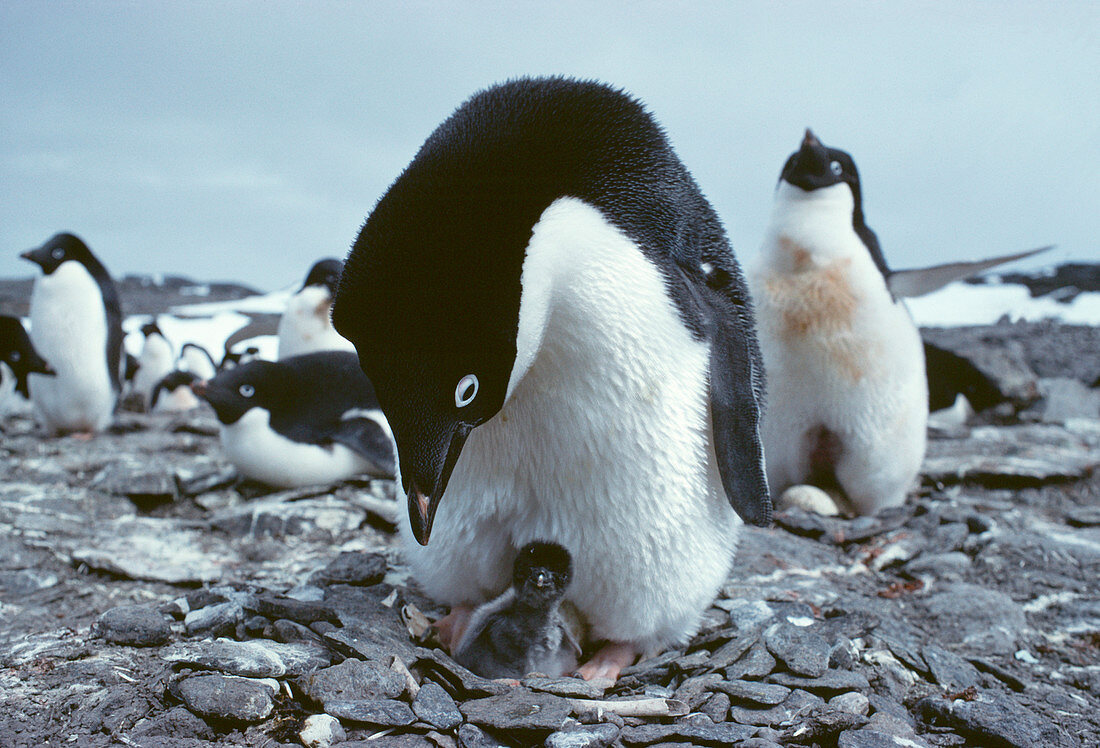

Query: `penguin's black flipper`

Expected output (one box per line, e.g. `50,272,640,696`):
329,415,396,480
678,267,772,527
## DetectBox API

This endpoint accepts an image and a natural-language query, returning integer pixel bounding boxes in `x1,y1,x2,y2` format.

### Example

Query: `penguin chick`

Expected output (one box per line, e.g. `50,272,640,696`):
192,350,395,487
749,130,926,516
21,233,123,435
454,542,580,679
332,77,770,681
276,258,355,359
0,315,54,417
134,320,174,411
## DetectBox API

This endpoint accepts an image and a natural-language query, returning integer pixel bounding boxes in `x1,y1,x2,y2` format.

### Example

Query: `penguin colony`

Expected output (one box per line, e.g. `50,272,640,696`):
8,76,1048,682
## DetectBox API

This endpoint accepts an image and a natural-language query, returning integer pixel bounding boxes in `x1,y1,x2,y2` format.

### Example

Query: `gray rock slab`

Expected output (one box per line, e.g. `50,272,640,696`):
411,681,463,730
457,723,510,748
917,692,1071,747
545,723,621,748
765,622,830,677
296,658,406,707
460,689,572,732
713,678,791,705
313,550,387,586
767,669,871,695
183,601,243,637
921,644,982,690
163,637,331,677
248,594,340,626
523,676,607,699
728,688,825,727
325,698,417,727
838,730,931,748
129,705,215,740
619,721,758,745
176,673,275,723
923,423,1100,485
95,605,170,647
921,583,1027,653
70,518,242,585
209,495,366,539
726,640,778,679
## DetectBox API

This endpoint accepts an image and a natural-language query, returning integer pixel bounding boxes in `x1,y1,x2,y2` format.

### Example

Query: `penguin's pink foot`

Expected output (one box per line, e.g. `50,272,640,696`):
434,605,473,652
575,641,638,682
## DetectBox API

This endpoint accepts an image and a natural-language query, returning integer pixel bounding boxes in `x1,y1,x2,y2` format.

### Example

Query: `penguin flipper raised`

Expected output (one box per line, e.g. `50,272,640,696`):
886,245,1052,298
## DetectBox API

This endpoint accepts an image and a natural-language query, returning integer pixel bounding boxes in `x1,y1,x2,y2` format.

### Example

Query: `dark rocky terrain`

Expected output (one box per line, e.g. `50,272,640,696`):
1,278,1098,747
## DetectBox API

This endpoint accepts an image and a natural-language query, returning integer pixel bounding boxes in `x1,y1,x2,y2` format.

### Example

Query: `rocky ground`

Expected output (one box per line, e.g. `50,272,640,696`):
1,315,1098,747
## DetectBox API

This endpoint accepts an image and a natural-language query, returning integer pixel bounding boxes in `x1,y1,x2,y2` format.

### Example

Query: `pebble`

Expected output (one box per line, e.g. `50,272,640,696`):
922,583,1027,654
544,723,621,748
314,550,387,586
767,669,871,695
269,618,323,643
95,604,170,647
916,692,1071,747
249,593,340,626
619,721,758,745
699,691,731,723
921,644,983,691
184,601,243,637
765,622,831,677
296,658,406,707
175,673,275,723
299,713,346,748
457,723,510,748
713,678,791,706
411,681,463,730
837,730,930,748
829,691,870,716
728,689,824,727
460,689,572,732
128,705,215,740
726,640,777,679
324,698,417,727
163,637,331,677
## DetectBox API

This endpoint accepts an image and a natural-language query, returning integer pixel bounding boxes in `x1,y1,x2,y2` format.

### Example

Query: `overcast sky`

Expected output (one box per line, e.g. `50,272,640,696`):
2,1,1096,291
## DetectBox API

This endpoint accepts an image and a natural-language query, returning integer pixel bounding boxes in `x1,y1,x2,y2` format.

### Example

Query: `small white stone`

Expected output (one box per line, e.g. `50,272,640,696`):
299,713,345,748
1014,649,1039,664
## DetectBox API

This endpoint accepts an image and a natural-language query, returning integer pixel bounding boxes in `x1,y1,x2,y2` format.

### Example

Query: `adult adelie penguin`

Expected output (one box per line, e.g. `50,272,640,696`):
276,258,355,359
192,350,395,488
749,130,1048,517
21,233,124,435
0,315,54,417
134,320,174,411
332,77,771,680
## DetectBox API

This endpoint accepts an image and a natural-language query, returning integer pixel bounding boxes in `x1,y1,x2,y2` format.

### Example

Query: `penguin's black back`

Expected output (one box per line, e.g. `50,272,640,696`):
338,76,755,359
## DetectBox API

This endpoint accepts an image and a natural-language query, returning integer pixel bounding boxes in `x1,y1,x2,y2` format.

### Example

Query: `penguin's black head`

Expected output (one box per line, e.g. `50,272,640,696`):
20,233,100,276
302,258,343,295
512,541,572,607
332,77,678,546
0,315,54,393
192,359,290,425
780,129,861,197
123,352,140,382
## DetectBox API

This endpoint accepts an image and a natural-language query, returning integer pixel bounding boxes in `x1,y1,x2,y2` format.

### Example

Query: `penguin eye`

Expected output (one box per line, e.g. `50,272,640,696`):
51,248,65,260
455,374,479,408
830,161,843,176
239,384,255,398
10,351,20,362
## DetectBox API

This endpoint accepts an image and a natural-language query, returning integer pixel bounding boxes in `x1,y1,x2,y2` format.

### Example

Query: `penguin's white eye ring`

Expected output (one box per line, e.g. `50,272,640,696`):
51,248,65,260
455,374,479,408
830,160,843,176
239,384,255,398
10,351,20,362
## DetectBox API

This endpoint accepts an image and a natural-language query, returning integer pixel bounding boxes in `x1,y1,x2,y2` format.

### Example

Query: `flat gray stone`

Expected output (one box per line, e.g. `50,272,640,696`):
460,689,571,732
620,721,757,745
545,723,621,748
767,669,871,695
728,688,825,727
296,658,405,707
838,729,930,748
184,601,243,637
411,681,463,730
921,583,1027,653
314,550,387,586
163,637,331,677
95,605,170,647
713,678,791,705
726,640,777,679
921,644,983,691
923,424,1100,486
176,673,275,723
325,698,416,727
765,622,830,677
917,693,1071,747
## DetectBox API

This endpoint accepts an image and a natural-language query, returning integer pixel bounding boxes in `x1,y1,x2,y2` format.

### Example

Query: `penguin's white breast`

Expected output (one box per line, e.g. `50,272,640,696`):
277,286,355,359
28,262,112,419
